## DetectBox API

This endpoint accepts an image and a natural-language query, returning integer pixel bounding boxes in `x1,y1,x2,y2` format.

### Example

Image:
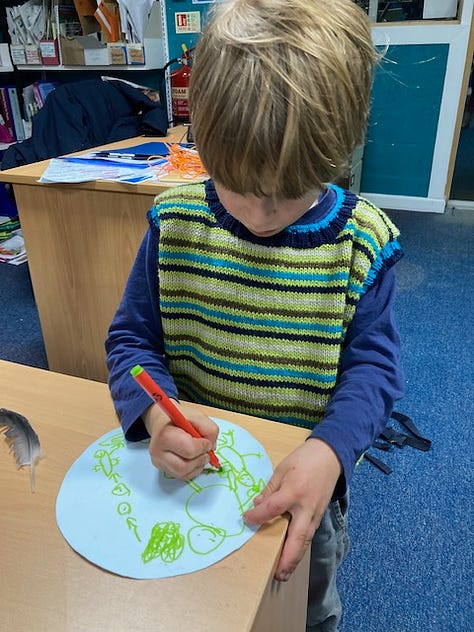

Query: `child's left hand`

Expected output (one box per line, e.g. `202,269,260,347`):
243,438,342,582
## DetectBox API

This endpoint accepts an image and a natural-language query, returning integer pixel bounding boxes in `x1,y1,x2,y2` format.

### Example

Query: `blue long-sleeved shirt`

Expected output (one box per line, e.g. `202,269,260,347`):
105,185,404,495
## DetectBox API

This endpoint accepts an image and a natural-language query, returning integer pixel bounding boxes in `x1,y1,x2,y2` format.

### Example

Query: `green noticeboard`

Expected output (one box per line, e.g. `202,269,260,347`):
361,43,449,198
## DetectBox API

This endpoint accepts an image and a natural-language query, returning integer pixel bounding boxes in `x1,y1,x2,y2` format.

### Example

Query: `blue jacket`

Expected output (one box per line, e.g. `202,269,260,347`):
1,79,168,170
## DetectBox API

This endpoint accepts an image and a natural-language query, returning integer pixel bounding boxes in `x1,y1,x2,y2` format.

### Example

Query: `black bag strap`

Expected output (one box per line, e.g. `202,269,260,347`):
362,411,432,474
390,411,432,451
363,453,393,475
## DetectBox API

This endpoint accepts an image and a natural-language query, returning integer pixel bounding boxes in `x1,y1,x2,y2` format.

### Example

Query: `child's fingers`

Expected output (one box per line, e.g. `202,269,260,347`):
274,511,315,582
168,401,219,447
243,486,289,526
169,425,213,459
151,443,210,480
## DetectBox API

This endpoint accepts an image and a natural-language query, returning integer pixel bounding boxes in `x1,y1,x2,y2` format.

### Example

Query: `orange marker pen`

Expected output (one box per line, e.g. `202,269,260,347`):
130,365,221,470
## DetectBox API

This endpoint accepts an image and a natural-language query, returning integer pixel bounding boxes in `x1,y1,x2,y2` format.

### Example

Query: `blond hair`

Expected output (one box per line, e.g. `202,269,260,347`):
189,0,377,198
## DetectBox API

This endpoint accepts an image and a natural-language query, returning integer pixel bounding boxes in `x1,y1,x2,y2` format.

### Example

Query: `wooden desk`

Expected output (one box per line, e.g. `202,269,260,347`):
0,126,188,382
0,360,309,632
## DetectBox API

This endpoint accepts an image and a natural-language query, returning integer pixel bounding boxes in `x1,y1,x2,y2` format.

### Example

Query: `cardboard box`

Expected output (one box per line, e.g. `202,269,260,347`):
127,43,145,65
95,1,120,43
108,42,127,65
25,44,41,65
9,45,26,65
40,39,60,65
58,1,164,69
72,0,100,35
124,2,166,67
140,1,165,68
59,35,110,66
0,43,13,72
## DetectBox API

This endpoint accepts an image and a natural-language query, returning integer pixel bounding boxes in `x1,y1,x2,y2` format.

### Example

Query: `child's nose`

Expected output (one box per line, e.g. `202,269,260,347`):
253,197,276,217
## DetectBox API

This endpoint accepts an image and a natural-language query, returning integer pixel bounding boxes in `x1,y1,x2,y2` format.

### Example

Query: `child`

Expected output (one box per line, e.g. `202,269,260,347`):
106,1,404,629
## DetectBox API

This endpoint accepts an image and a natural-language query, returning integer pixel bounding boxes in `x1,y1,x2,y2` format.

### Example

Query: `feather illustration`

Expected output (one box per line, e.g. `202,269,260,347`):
0,408,42,492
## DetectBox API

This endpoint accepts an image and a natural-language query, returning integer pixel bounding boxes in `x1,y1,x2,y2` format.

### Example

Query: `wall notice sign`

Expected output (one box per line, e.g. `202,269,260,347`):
175,11,201,34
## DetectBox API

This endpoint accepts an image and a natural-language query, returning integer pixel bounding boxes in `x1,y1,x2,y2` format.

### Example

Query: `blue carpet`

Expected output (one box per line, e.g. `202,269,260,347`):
0,209,472,631
0,263,48,369
339,208,474,632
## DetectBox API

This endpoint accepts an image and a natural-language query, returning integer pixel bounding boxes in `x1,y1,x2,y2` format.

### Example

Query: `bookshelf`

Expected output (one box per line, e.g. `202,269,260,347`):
3,1,167,72
0,1,171,149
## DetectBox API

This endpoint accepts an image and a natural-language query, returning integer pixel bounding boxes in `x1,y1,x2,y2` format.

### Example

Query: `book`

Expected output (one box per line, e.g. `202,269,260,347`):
32,80,58,108
6,86,25,141
89,141,193,158
0,87,15,144
85,141,208,184
21,81,59,132
0,216,21,240
22,84,39,123
36,81,58,105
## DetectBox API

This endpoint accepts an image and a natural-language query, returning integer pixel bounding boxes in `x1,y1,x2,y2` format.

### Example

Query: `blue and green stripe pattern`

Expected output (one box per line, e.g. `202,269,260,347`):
149,183,402,430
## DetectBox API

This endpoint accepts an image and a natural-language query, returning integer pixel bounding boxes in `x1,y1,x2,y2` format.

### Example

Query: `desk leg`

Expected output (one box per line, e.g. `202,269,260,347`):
251,546,310,632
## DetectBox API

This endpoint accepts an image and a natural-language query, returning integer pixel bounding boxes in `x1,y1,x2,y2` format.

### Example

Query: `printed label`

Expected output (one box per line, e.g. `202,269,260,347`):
175,12,201,33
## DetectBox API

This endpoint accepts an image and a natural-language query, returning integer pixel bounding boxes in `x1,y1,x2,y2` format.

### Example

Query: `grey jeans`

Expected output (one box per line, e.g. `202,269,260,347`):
306,492,350,632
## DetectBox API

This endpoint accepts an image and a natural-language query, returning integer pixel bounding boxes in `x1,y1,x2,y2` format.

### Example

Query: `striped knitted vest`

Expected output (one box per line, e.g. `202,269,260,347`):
149,183,402,430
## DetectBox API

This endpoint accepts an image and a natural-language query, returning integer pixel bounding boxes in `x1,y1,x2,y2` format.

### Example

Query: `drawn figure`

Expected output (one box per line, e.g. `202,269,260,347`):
184,429,266,555
216,429,266,511
187,525,226,555
111,482,131,496
117,501,132,515
142,522,185,564
97,432,126,452
91,427,266,565
57,422,272,578
92,432,126,480
92,448,120,481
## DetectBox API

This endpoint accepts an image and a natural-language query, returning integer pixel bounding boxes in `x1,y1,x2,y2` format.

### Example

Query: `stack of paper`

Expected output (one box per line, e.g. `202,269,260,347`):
39,141,209,185
38,142,210,186
38,157,161,184
0,215,20,241
0,224,26,265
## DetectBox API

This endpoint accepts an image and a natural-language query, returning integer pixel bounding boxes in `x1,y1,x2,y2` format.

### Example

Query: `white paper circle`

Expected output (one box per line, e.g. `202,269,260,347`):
56,418,273,578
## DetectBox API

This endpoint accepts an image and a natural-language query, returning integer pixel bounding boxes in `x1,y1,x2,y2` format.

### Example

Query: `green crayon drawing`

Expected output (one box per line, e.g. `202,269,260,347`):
183,429,265,555
111,482,131,496
144,429,266,560
125,516,141,542
92,431,125,481
117,501,132,515
98,432,126,452
93,449,121,481
93,428,266,565
93,431,142,543
187,525,226,555
142,522,185,564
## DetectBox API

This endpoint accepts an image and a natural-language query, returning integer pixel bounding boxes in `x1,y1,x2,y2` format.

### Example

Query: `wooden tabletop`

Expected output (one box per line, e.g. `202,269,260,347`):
0,361,309,632
0,125,189,193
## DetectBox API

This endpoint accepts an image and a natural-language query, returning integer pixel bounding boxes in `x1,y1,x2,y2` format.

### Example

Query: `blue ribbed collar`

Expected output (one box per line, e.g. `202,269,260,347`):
205,179,357,248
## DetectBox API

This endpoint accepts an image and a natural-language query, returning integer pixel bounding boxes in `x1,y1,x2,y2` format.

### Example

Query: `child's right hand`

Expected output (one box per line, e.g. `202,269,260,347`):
142,402,219,480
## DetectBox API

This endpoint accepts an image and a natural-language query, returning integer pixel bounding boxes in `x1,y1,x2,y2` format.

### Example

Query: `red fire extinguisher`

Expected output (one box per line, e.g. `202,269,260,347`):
170,44,192,124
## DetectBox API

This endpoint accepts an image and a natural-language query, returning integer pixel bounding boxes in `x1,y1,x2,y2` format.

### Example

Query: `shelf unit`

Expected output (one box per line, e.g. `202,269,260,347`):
14,63,164,71
0,1,173,139
8,1,167,70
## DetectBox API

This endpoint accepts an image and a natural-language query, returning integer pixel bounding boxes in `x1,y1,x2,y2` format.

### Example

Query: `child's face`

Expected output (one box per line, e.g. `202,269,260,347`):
214,184,322,238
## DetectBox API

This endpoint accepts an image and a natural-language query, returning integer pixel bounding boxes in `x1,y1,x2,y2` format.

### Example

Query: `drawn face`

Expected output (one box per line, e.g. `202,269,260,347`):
214,183,321,238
